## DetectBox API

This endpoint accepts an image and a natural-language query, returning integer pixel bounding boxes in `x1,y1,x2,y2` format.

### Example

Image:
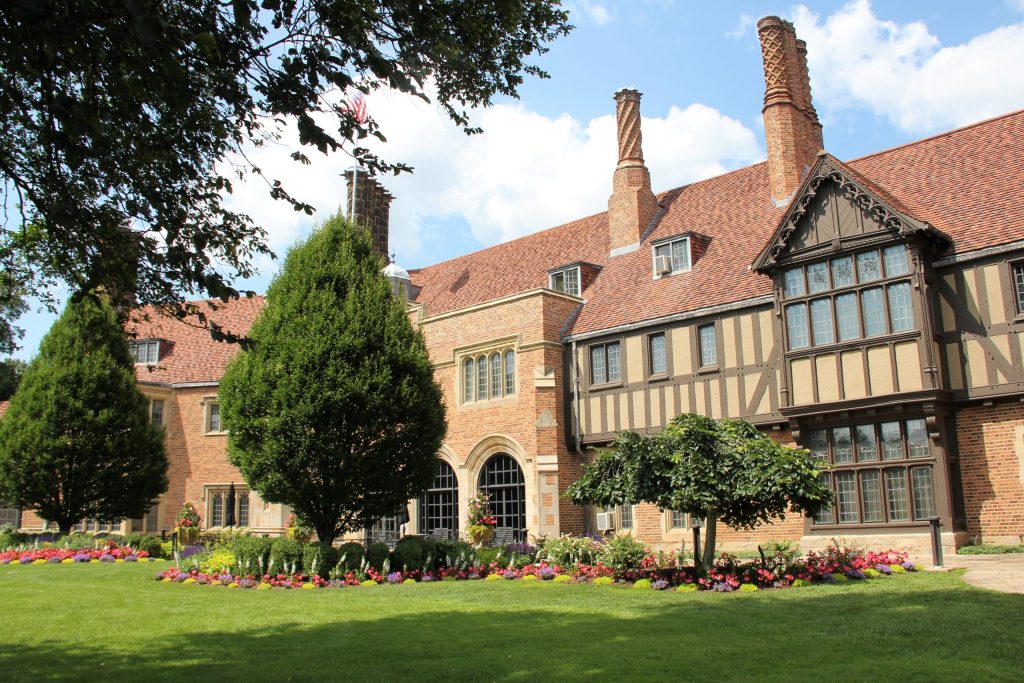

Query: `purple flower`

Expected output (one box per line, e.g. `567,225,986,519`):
179,545,203,560
219,575,233,585
123,554,138,563
19,557,32,564
538,566,556,580
47,555,62,563
502,570,517,580
386,572,403,584
505,542,536,556
901,561,915,571
651,579,669,591
875,564,892,574
73,553,92,563
99,554,115,562
238,578,255,589
712,581,734,592
467,572,481,580
0,558,9,565
196,577,209,585
421,574,435,582
845,569,866,580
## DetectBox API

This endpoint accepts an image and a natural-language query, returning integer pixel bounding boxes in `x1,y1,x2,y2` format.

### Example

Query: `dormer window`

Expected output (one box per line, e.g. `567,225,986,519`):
782,244,914,352
652,235,691,278
549,265,581,296
130,339,160,364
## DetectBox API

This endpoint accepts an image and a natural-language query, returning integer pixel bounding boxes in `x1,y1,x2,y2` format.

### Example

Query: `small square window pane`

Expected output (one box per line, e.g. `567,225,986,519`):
238,493,250,527
832,427,853,464
783,267,805,298
607,342,621,382
831,256,855,288
856,251,882,282
906,419,929,458
504,351,516,395
590,346,606,385
490,354,502,398
619,505,633,529
885,469,910,521
649,333,666,375
835,293,861,341
861,287,887,336
550,271,565,292
807,430,828,459
836,471,858,524
1014,263,1024,314
883,244,910,277
477,358,488,398
463,359,475,402
671,510,687,528
911,467,936,520
699,325,717,367
810,298,834,345
655,243,670,261
888,282,914,332
786,303,809,350
881,421,903,460
855,424,878,461
212,493,223,527
860,470,883,523
671,239,690,272
208,404,221,432
807,262,830,293
150,400,164,426
815,473,834,524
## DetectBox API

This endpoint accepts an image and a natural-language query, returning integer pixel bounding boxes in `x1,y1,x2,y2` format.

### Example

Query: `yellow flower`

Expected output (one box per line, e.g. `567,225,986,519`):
256,583,272,591
301,582,315,590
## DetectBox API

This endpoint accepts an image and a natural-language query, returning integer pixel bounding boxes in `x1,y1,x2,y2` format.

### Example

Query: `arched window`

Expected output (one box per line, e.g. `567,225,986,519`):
490,353,502,398
478,454,526,542
419,460,459,538
476,355,488,400
463,358,475,403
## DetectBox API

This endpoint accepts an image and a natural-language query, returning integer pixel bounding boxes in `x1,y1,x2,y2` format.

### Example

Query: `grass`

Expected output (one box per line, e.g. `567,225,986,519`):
1,563,1023,681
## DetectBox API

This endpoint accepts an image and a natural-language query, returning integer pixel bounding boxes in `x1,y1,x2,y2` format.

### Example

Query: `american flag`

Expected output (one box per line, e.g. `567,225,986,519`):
343,90,368,124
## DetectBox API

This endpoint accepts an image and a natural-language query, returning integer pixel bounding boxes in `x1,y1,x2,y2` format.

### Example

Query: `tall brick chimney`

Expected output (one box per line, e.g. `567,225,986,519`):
607,88,659,255
757,16,824,205
344,169,393,259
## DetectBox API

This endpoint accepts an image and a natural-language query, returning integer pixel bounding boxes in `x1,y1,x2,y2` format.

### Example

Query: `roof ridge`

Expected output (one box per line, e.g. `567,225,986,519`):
846,108,1024,165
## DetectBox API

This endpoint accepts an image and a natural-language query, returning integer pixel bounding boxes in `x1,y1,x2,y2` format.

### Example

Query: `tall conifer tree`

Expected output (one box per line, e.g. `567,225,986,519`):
0,295,168,534
220,214,446,545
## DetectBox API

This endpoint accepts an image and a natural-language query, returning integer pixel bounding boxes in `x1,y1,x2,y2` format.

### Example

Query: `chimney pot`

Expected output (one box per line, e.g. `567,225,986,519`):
344,169,393,259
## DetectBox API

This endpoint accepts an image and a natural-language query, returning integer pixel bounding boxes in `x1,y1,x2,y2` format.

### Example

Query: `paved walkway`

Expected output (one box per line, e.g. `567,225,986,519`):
947,554,1024,594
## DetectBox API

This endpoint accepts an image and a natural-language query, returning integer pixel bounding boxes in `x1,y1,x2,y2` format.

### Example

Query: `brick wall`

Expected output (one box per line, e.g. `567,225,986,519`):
956,399,1024,542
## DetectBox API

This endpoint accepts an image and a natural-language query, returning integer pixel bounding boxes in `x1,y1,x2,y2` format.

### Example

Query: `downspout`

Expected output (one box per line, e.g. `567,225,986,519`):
571,339,591,532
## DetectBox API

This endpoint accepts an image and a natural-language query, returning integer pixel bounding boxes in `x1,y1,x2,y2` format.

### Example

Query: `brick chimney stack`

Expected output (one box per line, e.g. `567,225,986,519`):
757,16,824,205
344,169,393,260
607,88,659,255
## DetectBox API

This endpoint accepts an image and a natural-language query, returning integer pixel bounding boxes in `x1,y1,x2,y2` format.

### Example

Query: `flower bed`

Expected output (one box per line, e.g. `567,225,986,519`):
154,542,922,592
2,544,155,565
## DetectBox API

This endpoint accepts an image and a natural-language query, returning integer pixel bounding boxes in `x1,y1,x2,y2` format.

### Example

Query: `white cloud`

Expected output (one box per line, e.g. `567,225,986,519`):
566,1,614,26
792,0,1024,133
726,14,755,39
1008,0,1024,13
222,88,761,273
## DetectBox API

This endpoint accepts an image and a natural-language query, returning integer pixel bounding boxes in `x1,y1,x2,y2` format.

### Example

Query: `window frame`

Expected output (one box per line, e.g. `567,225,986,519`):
1011,260,1024,320
589,340,622,387
458,345,517,406
780,244,917,353
646,331,668,379
548,264,582,297
204,398,225,435
651,234,692,279
696,322,720,372
204,485,252,529
807,416,938,529
130,339,160,364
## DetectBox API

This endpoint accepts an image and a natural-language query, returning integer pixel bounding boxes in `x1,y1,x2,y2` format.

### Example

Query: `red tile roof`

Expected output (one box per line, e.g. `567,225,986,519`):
127,297,265,385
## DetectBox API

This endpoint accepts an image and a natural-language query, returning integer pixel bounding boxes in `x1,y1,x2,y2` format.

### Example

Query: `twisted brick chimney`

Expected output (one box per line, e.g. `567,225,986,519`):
344,169,393,259
607,88,659,255
757,16,824,205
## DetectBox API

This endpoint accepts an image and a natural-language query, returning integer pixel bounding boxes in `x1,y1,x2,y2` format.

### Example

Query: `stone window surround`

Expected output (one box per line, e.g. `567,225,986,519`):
203,483,251,529
456,337,518,407
201,395,226,435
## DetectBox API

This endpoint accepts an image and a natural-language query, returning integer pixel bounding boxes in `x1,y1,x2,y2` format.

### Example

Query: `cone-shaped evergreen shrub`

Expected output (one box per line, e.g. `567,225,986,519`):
220,214,446,544
0,294,168,534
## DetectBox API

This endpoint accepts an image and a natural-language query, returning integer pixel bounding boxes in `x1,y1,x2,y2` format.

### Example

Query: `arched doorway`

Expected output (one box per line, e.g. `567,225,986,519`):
419,459,459,539
477,453,526,543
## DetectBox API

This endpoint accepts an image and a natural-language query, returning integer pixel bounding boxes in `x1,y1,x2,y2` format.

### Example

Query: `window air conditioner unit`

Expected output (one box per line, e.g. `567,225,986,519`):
654,254,672,275
596,512,615,532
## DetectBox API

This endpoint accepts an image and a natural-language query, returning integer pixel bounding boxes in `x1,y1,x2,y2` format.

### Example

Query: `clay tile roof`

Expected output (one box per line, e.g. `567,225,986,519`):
409,212,610,317
126,296,265,385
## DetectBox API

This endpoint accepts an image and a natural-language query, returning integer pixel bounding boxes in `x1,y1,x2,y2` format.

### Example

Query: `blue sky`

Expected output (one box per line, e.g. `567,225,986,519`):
12,0,1024,361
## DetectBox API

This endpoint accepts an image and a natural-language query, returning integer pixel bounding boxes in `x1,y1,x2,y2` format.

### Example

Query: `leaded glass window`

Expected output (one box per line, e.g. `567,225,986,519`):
653,237,691,275
807,261,830,293
477,358,488,400
421,460,459,536
835,471,858,524
549,266,581,296
649,333,666,375
1014,262,1024,314
887,282,914,332
463,359,474,402
478,454,526,543
885,469,910,521
698,324,717,367
504,351,516,396
861,287,887,337
619,505,633,530
860,470,883,523
855,424,878,461
786,303,809,350
836,293,861,341
911,467,936,519
810,298,834,345
490,353,502,399
906,418,929,458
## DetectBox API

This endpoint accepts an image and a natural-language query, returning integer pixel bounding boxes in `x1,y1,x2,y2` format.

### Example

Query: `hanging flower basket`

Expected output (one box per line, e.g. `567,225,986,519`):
467,524,495,547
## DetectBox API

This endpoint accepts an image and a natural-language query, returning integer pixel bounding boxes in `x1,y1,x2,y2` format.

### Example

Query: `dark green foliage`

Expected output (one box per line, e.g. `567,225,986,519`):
269,537,304,573
473,547,507,568
365,542,391,571
123,535,164,559
568,413,832,569
337,542,366,571
302,543,338,580
220,215,447,544
433,539,475,570
600,534,650,571
958,543,1024,555
0,295,168,534
0,359,27,400
393,536,436,572
233,536,273,572
0,0,572,344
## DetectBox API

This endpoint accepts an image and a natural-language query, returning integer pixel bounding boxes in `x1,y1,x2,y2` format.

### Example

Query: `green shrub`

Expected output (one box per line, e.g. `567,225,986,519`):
600,534,649,571
957,543,1024,555
269,537,304,574
676,584,698,593
133,535,164,558
762,540,800,567
473,546,506,568
302,543,338,579
393,536,436,572
199,548,237,575
233,536,273,574
553,574,573,583
336,542,365,571
433,539,475,570
521,574,539,582
738,583,758,592
365,542,390,571
593,576,614,586
160,541,173,558
538,534,601,566
632,578,652,590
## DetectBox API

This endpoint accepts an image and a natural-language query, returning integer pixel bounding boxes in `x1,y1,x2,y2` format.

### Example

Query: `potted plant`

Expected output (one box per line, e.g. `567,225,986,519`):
285,513,312,543
465,492,497,547
174,502,202,544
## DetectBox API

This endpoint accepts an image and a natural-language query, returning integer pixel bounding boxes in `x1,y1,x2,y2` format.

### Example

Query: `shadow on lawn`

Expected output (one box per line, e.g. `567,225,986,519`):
4,582,1023,681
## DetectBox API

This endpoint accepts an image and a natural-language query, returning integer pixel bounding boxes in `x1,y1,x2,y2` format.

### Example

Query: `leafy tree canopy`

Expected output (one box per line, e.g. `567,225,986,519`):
0,358,28,402
0,0,572,344
219,213,447,544
0,294,168,533
567,413,832,570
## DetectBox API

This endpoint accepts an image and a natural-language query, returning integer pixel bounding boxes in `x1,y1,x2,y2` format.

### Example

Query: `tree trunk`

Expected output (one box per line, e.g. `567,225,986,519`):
58,521,72,536
701,514,718,570
314,522,336,547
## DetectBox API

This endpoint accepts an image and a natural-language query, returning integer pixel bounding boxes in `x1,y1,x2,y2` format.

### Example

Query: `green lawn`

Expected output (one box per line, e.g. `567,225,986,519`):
1,563,1022,681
